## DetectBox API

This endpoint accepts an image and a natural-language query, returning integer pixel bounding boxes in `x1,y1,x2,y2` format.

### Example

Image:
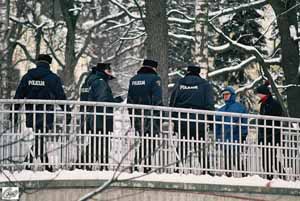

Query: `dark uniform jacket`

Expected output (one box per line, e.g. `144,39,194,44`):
169,72,214,110
14,62,68,131
85,70,115,133
258,95,283,145
127,67,162,106
169,72,214,139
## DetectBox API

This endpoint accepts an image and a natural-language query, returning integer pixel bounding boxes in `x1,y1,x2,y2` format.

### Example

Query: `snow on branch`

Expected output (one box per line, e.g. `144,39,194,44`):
109,0,141,19
235,76,263,94
82,12,125,30
208,56,256,78
209,21,265,63
167,9,194,21
209,0,268,19
168,17,193,24
69,3,83,16
265,57,281,65
276,84,300,89
168,32,194,41
208,43,231,53
106,19,136,31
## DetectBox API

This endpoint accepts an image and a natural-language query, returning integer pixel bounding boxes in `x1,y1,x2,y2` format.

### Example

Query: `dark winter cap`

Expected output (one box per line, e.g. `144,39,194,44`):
94,62,115,79
143,59,158,68
187,64,201,74
255,81,271,95
36,54,52,64
95,63,111,71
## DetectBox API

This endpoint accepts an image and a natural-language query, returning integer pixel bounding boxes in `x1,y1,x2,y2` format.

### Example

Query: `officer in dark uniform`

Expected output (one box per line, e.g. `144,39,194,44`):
13,54,70,170
127,59,162,171
169,64,214,167
81,63,120,169
79,64,96,133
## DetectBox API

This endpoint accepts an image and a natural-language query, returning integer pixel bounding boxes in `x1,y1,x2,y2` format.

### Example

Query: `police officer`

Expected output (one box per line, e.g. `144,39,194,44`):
79,64,96,133
81,63,119,169
169,64,214,166
127,59,162,106
13,54,70,170
127,59,162,172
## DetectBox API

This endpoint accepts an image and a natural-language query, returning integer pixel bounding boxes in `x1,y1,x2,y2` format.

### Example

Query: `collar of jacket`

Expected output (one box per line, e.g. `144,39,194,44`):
36,62,50,69
94,70,110,81
137,67,157,74
259,95,271,104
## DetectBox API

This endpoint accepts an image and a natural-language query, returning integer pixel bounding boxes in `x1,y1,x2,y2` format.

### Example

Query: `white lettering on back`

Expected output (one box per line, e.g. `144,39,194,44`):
179,85,198,90
28,80,45,86
132,80,145,86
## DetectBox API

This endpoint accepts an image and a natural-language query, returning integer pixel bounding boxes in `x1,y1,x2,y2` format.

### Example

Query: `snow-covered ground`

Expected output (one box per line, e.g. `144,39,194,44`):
1,170,300,189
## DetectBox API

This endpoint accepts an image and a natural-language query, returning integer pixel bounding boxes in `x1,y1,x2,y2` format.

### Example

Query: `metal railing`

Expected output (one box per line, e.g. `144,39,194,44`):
0,99,299,180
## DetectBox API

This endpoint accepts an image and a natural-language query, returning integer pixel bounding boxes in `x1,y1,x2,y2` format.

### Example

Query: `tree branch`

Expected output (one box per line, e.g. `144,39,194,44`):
208,56,256,78
209,0,268,19
209,21,289,116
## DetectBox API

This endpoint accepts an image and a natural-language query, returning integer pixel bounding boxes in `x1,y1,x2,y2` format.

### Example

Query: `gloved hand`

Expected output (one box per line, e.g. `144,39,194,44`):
114,96,123,103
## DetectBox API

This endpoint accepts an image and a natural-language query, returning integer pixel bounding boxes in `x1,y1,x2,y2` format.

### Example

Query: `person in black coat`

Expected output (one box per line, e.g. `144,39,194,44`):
169,64,214,168
170,64,214,139
80,63,121,169
127,59,162,135
127,59,162,171
13,54,70,170
255,81,283,179
127,59,162,106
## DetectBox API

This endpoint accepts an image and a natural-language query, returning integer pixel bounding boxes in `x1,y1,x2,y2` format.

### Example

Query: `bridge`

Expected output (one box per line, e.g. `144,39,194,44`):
0,99,299,181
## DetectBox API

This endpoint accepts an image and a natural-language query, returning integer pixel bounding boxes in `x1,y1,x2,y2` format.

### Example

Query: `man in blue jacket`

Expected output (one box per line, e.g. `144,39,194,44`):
215,86,248,175
13,54,70,170
127,59,162,172
215,86,248,142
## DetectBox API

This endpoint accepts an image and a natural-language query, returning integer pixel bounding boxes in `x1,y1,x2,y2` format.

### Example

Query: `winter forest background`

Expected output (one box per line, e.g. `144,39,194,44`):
1,0,300,117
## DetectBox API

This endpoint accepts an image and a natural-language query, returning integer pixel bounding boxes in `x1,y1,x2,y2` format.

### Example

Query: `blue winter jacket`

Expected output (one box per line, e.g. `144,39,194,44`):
215,86,248,142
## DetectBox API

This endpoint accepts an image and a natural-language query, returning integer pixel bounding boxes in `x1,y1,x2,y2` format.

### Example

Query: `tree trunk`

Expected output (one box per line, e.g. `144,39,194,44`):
144,0,169,105
0,0,20,98
194,0,209,78
270,0,300,117
59,0,79,97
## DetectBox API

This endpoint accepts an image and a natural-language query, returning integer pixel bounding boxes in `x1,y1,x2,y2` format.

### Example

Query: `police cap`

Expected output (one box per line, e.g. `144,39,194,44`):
36,54,52,64
187,64,201,73
143,59,158,68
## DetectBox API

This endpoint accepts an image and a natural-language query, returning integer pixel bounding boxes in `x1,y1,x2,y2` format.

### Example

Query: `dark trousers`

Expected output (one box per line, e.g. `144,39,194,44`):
129,109,160,172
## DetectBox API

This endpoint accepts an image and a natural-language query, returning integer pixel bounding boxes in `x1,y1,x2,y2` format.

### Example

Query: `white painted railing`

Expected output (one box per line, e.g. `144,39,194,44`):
0,99,299,180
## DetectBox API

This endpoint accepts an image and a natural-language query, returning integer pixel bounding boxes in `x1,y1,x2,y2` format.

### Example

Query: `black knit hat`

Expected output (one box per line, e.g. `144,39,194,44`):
36,54,52,64
255,81,271,95
143,59,158,68
187,64,201,74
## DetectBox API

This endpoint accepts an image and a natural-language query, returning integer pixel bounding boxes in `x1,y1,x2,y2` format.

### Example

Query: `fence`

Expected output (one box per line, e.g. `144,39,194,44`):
0,99,299,180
